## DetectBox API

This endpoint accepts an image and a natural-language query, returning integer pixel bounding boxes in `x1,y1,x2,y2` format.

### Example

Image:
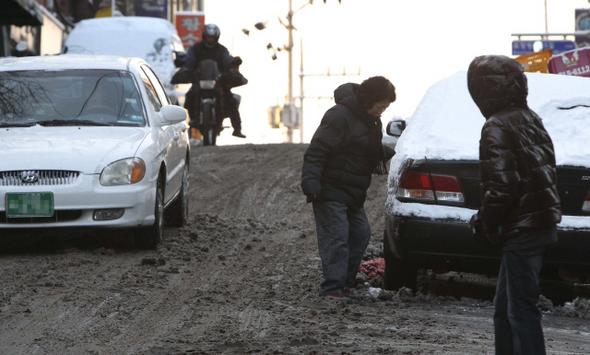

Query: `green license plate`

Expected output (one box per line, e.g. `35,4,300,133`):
6,192,54,218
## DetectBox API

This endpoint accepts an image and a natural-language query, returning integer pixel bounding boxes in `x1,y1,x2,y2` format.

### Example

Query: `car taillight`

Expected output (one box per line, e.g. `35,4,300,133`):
583,190,590,212
397,172,464,203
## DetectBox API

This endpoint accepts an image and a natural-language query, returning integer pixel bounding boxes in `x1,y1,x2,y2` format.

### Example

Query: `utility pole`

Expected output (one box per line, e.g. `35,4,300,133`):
544,0,548,33
286,0,295,143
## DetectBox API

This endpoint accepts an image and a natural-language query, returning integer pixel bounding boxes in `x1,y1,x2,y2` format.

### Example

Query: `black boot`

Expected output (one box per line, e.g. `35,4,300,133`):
232,130,246,138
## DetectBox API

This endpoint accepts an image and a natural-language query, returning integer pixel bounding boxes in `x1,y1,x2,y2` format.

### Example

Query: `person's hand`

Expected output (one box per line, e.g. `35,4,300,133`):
308,193,321,202
469,213,489,246
232,56,243,66
469,213,483,236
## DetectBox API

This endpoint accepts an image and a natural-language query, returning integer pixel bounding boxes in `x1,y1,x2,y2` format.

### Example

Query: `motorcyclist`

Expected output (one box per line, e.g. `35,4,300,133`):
181,24,246,138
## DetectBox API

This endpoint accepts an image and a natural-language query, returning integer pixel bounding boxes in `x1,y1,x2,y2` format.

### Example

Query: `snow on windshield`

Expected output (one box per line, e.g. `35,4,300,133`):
386,70,590,229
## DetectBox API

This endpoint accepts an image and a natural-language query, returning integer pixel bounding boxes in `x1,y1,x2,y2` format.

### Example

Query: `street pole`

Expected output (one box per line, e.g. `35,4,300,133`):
286,0,294,143
300,37,304,143
544,0,548,33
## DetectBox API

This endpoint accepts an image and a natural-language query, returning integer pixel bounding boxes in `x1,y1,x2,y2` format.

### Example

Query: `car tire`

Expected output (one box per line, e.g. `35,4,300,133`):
135,177,164,249
383,232,418,291
165,162,189,227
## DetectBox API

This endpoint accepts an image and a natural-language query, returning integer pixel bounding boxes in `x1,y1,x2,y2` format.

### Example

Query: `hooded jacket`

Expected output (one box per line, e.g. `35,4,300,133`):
301,83,394,210
467,55,561,244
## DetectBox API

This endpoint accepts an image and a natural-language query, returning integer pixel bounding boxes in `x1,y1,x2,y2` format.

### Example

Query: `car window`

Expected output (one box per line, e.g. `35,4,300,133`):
141,65,171,106
0,69,146,126
138,67,162,111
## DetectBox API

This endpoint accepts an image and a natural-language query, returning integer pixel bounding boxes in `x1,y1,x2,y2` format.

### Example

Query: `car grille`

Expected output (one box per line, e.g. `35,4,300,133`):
0,170,81,186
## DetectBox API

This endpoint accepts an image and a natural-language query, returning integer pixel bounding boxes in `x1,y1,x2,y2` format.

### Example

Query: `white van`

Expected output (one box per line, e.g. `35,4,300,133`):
62,16,186,104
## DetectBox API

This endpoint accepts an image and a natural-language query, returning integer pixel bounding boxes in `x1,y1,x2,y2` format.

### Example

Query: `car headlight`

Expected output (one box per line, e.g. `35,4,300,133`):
100,158,146,186
199,80,216,90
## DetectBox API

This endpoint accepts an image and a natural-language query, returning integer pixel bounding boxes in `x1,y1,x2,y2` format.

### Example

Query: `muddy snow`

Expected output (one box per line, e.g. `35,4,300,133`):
1,143,589,354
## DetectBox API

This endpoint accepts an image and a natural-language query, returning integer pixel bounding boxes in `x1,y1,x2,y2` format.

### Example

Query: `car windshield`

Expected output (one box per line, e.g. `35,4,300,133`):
0,69,146,127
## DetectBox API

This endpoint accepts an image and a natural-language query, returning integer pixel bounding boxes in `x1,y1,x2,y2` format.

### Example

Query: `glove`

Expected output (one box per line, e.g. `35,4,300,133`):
469,213,489,246
306,193,323,203
232,56,243,66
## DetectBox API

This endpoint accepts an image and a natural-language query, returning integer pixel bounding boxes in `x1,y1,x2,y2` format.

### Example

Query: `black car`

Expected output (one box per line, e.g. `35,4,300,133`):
383,71,590,291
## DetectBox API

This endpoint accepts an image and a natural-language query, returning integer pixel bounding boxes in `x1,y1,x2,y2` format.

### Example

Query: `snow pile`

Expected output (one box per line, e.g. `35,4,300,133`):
539,296,590,318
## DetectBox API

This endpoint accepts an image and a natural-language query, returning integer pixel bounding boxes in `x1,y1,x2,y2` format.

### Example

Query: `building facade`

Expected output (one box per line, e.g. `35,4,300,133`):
1,0,202,57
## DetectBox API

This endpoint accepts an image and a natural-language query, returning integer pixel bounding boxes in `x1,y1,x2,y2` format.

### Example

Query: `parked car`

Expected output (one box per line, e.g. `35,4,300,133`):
0,55,190,248
384,70,590,290
62,16,187,105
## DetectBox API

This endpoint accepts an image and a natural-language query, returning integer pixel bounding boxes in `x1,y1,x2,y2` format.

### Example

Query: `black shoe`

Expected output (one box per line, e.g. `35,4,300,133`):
343,289,362,301
232,131,246,138
324,292,355,303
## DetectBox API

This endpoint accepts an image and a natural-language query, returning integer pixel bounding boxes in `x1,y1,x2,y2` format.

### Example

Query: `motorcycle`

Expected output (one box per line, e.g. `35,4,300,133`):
194,59,224,146
172,56,248,146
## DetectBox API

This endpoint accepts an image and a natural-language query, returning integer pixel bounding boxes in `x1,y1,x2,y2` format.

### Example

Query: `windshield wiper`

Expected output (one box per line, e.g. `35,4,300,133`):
0,122,37,127
37,119,113,126
559,105,590,110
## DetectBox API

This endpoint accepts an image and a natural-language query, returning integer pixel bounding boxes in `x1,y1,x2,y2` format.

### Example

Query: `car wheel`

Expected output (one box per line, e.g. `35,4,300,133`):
165,162,189,227
383,232,418,291
135,177,164,249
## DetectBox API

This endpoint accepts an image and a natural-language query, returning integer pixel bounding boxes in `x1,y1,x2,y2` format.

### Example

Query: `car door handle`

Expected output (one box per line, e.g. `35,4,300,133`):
173,132,180,141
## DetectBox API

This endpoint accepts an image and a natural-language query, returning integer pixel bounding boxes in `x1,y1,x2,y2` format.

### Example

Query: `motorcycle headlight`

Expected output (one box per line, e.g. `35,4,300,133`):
100,158,146,186
199,80,216,90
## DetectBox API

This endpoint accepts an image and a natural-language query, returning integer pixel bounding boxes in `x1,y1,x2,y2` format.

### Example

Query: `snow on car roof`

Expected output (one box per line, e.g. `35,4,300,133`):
71,16,178,34
397,70,590,168
0,55,136,71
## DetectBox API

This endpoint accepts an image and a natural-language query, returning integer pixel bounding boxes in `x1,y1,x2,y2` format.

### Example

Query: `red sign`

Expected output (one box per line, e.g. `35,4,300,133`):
176,11,205,51
548,48,590,77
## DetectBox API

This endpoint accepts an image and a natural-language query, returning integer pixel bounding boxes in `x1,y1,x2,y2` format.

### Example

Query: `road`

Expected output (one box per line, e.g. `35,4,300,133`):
1,144,589,354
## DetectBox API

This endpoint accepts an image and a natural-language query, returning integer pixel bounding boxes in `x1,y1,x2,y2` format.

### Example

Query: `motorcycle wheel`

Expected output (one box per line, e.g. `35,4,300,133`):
201,102,217,146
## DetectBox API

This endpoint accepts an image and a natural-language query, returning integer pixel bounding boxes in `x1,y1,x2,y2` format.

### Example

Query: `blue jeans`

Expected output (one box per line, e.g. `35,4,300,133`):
494,246,547,355
312,200,371,295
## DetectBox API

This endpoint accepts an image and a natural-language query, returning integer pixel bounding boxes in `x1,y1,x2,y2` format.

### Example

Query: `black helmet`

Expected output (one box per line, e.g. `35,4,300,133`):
202,24,220,48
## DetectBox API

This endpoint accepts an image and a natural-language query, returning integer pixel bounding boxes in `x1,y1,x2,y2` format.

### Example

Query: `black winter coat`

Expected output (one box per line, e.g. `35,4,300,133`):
183,42,234,80
301,83,394,210
467,55,561,244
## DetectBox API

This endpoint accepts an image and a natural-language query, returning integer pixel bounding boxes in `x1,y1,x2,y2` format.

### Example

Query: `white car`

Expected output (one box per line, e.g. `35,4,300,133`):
62,16,187,105
0,55,190,248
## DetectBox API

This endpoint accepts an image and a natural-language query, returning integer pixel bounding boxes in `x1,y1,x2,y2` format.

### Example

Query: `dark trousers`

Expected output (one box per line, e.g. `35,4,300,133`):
225,92,242,132
312,200,371,295
494,246,547,355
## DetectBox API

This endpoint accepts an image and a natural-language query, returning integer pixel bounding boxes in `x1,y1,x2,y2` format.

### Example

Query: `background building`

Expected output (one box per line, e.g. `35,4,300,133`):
0,0,203,57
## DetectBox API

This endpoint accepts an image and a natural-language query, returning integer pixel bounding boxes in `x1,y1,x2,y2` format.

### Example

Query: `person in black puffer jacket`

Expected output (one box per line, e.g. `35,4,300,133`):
467,55,561,355
301,76,396,301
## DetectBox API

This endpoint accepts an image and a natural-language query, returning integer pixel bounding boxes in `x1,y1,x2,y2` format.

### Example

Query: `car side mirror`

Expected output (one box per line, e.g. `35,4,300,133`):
386,119,406,138
159,105,187,125
173,51,186,68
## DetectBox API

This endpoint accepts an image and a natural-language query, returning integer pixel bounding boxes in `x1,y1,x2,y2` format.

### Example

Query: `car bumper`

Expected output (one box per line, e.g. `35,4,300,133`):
385,212,590,275
0,174,156,229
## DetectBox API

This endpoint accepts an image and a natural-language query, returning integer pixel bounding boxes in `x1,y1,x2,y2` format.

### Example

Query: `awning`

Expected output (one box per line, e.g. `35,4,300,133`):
1,0,44,27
